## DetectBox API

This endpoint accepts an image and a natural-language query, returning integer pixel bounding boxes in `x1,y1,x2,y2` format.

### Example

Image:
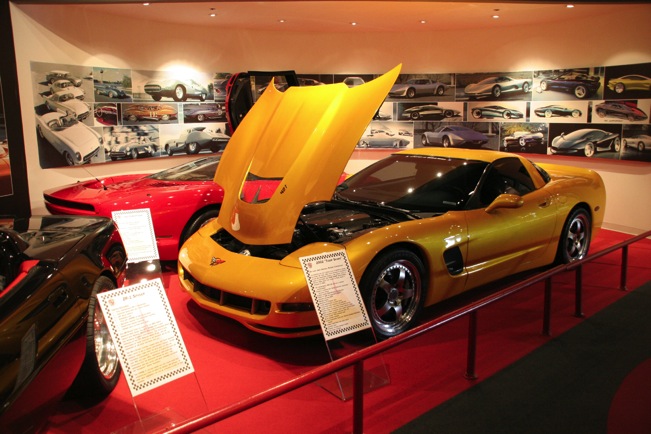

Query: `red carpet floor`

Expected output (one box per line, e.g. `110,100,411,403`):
43,229,651,433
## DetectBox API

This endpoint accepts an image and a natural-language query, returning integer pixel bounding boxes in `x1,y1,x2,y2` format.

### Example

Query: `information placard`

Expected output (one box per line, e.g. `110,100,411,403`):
97,278,194,397
112,208,159,263
300,250,371,341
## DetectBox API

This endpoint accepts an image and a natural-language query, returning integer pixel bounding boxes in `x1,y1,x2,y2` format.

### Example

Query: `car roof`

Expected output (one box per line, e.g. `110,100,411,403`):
396,147,513,164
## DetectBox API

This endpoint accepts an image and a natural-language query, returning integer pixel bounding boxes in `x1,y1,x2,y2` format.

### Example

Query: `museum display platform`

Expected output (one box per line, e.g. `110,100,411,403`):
43,229,651,433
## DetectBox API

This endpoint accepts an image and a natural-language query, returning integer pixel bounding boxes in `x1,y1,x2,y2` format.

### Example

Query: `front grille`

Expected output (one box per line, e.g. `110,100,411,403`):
145,85,162,93
184,269,271,315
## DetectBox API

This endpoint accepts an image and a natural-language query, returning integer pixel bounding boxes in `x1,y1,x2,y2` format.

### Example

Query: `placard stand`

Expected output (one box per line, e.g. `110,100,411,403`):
299,250,390,402
106,209,210,433
318,329,390,401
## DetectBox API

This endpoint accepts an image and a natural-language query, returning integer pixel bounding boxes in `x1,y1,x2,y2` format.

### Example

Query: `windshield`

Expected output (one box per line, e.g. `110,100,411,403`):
336,154,488,213
148,156,220,181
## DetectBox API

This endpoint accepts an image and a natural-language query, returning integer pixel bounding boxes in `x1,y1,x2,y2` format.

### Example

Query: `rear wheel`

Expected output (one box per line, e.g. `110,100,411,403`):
556,208,591,264
69,276,121,398
360,249,425,339
173,85,186,101
584,142,595,157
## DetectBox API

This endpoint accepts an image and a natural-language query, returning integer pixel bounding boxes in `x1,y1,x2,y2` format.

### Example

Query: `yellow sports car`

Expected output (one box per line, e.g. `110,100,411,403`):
178,66,606,339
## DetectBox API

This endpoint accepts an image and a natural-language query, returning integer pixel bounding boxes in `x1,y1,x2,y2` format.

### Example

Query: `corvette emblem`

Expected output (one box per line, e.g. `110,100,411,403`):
210,257,225,266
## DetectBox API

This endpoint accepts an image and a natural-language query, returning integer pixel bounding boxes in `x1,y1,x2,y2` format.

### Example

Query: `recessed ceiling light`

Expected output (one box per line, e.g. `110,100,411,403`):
567,4,575,8
143,2,149,5
420,20,427,24
492,8,500,19
279,19,286,23
351,22,358,26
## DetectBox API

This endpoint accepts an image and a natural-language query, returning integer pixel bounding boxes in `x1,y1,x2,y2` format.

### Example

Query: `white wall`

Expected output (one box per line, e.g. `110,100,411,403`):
9,2,651,234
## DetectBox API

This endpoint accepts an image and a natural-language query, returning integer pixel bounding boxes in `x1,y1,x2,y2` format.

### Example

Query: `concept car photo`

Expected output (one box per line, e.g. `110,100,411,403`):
177,66,606,339
464,76,532,99
550,128,621,157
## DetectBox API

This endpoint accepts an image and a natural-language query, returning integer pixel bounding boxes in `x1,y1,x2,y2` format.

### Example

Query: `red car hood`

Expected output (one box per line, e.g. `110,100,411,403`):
43,174,192,204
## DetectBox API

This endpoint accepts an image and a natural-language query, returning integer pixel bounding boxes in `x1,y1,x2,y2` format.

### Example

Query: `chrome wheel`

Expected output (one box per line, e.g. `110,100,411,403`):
93,300,119,380
558,209,591,263
362,250,424,338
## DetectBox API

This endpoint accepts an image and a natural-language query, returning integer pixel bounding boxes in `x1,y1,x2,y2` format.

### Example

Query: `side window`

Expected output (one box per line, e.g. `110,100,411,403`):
478,158,536,206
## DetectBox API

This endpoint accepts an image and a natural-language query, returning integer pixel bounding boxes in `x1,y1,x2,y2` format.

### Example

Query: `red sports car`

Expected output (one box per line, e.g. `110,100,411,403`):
43,156,225,261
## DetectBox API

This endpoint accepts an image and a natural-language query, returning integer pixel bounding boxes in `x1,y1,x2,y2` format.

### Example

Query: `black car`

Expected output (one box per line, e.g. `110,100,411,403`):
0,216,127,433
540,72,601,99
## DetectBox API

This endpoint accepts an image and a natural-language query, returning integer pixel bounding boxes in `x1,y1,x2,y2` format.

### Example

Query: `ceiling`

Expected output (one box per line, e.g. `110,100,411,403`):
15,1,644,32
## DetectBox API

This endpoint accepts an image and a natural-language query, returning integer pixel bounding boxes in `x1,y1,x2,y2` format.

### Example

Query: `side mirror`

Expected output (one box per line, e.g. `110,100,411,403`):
485,193,523,213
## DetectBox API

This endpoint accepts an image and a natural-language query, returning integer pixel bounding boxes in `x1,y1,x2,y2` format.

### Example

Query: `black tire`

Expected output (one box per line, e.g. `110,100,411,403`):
410,111,421,120
471,109,482,119
574,85,588,99
173,85,186,102
556,208,591,264
638,141,646,152
69,276,121,398
442,136,451,147
131,149,138,159
406,88,416,98
612,138,621,152
197,114,206,122
357,141,369,148
165,144,174,156
540,80,548,91
522,82,530,93
584,142,595,157
436,86,445,96
360,249,425,339
421,134,429,146
491,86,501,98
180,208,220,248
186,142,199,154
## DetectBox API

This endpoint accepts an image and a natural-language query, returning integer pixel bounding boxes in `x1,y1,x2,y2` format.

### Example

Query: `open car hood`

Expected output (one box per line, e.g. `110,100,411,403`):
215,65,401,245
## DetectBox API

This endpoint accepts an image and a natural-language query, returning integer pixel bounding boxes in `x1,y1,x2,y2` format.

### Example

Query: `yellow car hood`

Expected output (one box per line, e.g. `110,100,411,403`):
215,64,401,245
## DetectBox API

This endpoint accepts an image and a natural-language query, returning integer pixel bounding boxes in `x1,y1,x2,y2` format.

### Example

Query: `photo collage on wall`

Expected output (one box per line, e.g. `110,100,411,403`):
29,61,651,169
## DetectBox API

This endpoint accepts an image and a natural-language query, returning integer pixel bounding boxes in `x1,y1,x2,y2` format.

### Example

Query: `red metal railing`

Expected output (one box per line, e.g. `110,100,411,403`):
166,229,651,434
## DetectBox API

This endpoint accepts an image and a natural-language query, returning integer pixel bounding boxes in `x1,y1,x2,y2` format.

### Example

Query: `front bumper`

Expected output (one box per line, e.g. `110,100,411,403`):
177,236,322,338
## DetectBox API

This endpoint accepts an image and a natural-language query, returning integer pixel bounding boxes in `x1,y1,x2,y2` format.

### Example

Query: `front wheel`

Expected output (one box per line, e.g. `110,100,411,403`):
186,142,200,154
360,249,425,339
556,208,591,264
69,276,121,398
574,85,588,99
180,209,220,248
492,86,501,98
638,141,646,152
